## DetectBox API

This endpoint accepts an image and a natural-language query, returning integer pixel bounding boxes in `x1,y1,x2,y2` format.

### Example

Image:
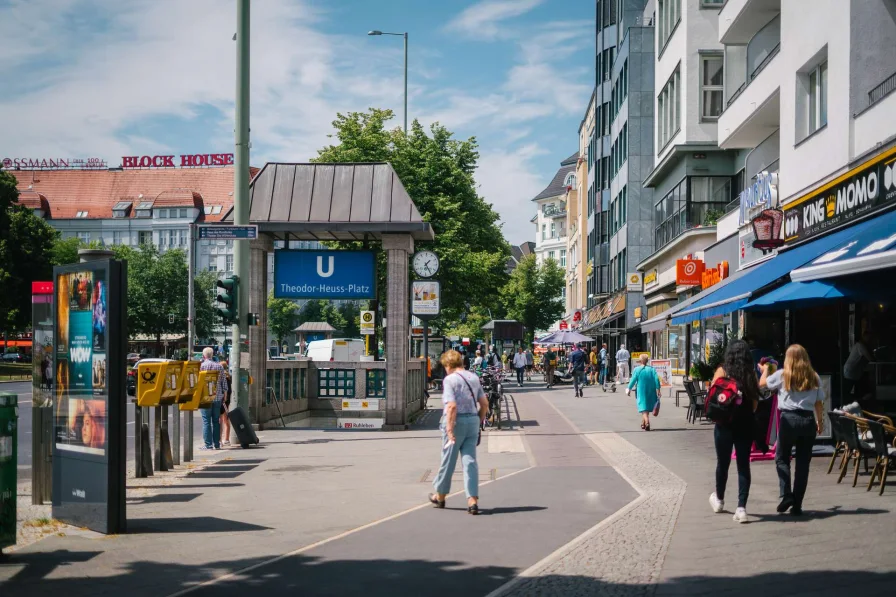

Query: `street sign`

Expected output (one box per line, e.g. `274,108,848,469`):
274,250,376,300
360,310,375,335
198,225,258,240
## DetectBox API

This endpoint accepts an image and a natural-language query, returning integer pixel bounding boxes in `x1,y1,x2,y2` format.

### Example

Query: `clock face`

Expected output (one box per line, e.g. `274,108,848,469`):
413,251,439,278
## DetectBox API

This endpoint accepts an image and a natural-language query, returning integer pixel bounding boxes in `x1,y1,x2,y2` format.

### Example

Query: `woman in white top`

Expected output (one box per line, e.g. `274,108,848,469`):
472,350,484,371
760,344,825,516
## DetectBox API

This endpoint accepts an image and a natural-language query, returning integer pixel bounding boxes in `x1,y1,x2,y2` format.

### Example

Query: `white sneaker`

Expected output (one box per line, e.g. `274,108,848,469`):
709,492,724,513
733,507,748,523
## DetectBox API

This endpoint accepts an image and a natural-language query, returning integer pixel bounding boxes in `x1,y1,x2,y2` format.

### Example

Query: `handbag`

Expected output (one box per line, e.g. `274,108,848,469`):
653,399,661,417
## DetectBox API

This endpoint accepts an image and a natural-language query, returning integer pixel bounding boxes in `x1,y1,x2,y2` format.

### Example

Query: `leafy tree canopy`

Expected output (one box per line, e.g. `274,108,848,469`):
268,294,298,348
313,108,510,332
500,255,565,344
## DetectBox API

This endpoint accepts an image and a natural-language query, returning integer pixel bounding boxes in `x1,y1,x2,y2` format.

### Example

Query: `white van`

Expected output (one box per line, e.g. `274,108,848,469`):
304,339,366,362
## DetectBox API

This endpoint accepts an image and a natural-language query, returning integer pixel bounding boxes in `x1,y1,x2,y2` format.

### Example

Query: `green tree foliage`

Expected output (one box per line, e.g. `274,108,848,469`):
444,305,492,342
313,108,510,332
338,302,360,338
268,294,298,349
294,299,352,335
50,236,82,266
193,271,218,339
500,255,565,343
0,171,58,332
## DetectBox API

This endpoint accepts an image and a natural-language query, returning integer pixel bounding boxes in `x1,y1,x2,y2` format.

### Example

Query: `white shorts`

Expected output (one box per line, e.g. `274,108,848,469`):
616,362,630,381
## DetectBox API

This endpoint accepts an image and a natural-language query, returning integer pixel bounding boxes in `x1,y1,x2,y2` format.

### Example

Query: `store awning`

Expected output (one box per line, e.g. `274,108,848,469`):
640,314,669,333
743,280,850,310
791,208,896,282
670,216,881,325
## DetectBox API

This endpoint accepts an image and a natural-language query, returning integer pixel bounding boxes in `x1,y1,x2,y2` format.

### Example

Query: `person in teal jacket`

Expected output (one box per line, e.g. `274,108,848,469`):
626,354,662,431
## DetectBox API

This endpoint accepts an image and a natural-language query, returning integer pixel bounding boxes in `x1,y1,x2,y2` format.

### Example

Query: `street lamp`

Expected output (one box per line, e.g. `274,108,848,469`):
367,29,408,136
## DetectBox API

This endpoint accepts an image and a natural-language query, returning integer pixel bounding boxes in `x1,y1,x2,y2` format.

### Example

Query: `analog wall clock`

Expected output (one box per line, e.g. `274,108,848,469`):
412,250,439,278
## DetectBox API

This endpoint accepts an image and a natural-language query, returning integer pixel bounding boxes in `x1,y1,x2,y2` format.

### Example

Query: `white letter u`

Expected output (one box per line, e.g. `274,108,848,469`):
317,256,334,278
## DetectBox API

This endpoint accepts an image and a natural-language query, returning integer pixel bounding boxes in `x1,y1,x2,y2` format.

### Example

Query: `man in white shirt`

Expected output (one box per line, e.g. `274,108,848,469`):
512,347,528,387
615,344,631,383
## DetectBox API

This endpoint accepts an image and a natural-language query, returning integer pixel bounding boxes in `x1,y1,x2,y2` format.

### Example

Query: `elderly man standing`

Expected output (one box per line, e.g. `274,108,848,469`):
199,347,228,450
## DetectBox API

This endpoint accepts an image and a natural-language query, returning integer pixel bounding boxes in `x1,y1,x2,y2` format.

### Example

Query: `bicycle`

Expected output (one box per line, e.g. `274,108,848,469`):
478,366,505,429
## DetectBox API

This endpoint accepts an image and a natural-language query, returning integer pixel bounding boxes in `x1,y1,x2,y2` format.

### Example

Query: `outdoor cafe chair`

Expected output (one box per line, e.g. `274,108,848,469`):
685,380,706,424
865,420,896,495
826,411,849,475
838,416,877,487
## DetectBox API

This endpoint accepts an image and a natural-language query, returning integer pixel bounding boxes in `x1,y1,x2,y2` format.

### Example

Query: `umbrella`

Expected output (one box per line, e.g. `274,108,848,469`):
535,330,594,345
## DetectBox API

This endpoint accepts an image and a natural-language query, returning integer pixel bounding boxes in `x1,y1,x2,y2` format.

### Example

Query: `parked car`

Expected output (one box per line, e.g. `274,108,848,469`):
2,352,29,363
304,339,365,362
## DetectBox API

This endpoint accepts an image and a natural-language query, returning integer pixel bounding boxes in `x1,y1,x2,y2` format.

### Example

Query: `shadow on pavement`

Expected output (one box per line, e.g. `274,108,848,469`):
3,552,895,597
125,516,272,534
126,492,203,505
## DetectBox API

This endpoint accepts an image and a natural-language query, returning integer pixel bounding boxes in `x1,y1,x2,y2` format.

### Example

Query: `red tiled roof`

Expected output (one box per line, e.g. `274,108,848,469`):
8,166,258,222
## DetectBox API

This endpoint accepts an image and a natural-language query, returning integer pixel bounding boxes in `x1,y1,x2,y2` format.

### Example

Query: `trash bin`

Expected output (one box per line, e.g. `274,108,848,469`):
0,392,18,552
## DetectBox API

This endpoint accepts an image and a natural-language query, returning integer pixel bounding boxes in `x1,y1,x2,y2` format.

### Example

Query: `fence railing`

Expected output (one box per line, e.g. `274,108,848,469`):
869,71,896,109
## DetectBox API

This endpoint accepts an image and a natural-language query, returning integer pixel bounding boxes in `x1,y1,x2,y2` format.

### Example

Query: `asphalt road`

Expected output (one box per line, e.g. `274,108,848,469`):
3,380,206,481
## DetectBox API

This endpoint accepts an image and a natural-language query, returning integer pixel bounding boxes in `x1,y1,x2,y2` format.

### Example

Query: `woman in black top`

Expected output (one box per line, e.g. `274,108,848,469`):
709,340,760,523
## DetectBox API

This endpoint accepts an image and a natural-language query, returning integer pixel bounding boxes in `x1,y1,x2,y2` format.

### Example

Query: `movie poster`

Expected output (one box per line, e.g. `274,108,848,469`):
32,290,55,408
55,269,108,456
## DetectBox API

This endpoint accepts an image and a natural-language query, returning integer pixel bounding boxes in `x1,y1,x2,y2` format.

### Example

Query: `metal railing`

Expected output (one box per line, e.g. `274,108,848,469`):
543,203,567,218
869,71,896,109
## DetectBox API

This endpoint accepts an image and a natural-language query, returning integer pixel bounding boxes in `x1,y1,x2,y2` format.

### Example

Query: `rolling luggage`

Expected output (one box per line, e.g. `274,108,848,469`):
228,406,259,449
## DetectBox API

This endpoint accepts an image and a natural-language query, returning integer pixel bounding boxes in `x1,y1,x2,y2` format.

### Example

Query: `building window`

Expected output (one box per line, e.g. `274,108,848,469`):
548,250,556,262
112,231,127,245
560,249,567,268
808,61,828,135
658,0,680,50
77,231,90,244
179,208,188,218
225,254,234,273
701,53,724,120
564,172,576,187
178,229,188,247
208,260,218,273
138,231,152,246
542,223,547,241
657,65,681,151
653,176,730,251
701,0,725,6
158,209,168,219
550,221,556,238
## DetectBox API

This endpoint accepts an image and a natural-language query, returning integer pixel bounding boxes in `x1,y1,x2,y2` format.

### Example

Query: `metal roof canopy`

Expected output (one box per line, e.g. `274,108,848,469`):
223,162,434,241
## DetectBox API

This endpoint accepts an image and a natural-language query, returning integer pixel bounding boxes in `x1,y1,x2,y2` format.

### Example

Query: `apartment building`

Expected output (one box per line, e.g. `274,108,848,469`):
567,93,595,323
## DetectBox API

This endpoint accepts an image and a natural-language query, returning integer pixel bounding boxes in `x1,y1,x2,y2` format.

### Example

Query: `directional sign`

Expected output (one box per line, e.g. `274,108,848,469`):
274,250,376,299
198,225,258,240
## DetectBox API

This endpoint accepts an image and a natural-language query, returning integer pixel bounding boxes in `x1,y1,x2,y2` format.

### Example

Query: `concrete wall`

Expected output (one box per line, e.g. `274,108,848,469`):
849,0,896,117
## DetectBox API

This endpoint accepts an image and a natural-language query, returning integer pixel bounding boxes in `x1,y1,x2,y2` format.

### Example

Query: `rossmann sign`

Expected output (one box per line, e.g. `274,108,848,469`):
783,146,896,243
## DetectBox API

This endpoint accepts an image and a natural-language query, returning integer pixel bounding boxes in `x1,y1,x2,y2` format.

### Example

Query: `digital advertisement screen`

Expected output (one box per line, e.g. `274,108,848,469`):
55,269,108,456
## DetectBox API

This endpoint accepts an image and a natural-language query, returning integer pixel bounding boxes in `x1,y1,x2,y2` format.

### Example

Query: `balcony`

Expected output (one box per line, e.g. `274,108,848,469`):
719,0,780,45
543,203,567,218
718,36,781,149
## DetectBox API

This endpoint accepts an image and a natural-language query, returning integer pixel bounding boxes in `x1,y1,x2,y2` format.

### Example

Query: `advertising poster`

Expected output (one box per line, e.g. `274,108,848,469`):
652,359,673,388
55,270,108,456
411,280,440,317
32,286,55,407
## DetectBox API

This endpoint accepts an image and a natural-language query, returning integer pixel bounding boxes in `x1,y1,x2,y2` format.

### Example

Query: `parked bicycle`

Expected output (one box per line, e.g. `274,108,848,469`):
478,366,505,429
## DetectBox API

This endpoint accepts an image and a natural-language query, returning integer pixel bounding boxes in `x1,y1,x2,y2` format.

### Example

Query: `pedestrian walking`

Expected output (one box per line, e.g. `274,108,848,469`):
616,344,631,383
219,360,232,446
502,350,510,372
626,354,661,431
429,350,489,515
544,346,557,388
598,343,609,385
472,350,484,371
199,347,228,451
760,344,825,516
525,347,534,381
512,347,528,387
568,344,587,398
589,347,599,385
708,340,760,523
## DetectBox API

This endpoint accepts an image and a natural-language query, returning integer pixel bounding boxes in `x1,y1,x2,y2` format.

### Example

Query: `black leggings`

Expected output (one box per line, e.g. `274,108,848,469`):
714,424,753,509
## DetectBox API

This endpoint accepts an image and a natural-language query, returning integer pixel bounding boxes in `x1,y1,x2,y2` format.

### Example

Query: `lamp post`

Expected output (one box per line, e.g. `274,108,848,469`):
368,30,408,136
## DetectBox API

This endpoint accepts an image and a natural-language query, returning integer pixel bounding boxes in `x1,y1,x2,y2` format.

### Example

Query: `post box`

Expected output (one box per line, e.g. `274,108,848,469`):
178,370,218,411
178,361,200,405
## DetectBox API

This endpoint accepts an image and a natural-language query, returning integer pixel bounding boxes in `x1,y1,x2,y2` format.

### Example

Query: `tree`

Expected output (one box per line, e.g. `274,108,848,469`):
500,255,565,344
268,294,298,349
338,302,360,338
50,236,82,266
0,171,58,333
314,109,511,333
193,271,218,339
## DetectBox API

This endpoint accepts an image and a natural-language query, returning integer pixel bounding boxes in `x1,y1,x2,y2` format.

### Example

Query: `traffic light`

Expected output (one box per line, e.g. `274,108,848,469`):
216,275,239,326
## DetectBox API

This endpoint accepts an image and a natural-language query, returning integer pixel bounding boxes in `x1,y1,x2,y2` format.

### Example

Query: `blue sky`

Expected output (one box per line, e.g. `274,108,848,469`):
0,0,594,244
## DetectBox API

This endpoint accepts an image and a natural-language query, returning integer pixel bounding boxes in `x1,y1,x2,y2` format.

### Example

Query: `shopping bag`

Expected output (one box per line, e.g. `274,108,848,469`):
653,399,661,417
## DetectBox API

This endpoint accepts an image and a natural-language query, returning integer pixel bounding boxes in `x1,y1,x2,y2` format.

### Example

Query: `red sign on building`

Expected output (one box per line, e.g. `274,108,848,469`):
32,281,54,295
559,320,569,330
121,153,234,169
676,259,705,286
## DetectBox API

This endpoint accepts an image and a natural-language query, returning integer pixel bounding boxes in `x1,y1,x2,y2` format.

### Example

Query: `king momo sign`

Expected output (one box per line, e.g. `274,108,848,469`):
783,147,896,243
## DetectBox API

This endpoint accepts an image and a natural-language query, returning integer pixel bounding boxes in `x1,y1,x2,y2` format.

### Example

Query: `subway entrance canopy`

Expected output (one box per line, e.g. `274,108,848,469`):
222,162,434,429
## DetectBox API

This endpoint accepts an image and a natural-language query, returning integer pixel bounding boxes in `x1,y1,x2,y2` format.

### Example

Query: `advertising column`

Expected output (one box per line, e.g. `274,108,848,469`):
52,260,126,534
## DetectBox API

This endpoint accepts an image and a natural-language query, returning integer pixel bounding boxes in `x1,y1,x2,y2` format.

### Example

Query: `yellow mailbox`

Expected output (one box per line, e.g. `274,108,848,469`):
137,361,180,406
178,361,200,405
179,369,218,411
158,361,184,406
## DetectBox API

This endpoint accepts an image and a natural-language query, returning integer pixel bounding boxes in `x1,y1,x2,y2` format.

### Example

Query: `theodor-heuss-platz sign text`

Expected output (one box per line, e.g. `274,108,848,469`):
783,146,896,243
738,171,778,225
274,250,376,300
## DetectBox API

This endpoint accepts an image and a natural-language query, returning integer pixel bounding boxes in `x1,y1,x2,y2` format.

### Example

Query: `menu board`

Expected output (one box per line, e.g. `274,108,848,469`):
55,269,108,456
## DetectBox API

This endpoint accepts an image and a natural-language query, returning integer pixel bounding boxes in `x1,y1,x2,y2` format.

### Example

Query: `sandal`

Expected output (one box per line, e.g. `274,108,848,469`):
467,503,480,515
641,422,646,430
645,424,651,431
428,494,445,509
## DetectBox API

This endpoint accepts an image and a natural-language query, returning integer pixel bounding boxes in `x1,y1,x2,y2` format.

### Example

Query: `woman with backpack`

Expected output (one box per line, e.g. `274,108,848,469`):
708,339,760,523
760,344,825,516
626,354,662,431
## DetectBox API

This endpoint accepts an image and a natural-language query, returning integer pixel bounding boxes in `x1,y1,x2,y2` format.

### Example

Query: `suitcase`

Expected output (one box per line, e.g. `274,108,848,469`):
228,406,259,449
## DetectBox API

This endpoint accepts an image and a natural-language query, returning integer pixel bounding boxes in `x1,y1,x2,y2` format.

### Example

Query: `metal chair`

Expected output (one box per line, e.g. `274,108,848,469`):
865,420,896,495
685,380,706,424
826,411,848,475
838,416,876,487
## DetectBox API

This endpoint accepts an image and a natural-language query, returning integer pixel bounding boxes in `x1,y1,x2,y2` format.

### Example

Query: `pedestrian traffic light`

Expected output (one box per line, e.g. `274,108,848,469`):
216,275,239,326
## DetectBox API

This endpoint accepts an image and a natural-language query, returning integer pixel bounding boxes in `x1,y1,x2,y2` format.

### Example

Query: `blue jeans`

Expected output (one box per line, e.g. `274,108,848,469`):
433,414,480,498
573,370,586,394
599,364,607,385
201,400,222,448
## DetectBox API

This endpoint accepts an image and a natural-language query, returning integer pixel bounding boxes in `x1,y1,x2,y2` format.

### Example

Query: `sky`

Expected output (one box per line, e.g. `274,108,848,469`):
0,0,594,244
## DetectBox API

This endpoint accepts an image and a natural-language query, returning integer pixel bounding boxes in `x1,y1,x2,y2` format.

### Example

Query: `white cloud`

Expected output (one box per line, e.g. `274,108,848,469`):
445,0,544,39
476,144,548,245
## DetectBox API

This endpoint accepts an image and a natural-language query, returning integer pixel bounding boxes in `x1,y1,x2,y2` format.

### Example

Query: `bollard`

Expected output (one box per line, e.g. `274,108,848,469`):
31,405,53,504
0,393,18,552
134,402,152,478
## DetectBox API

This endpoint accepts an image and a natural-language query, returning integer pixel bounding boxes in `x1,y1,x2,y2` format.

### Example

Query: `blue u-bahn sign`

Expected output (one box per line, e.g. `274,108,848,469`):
274,250,376,299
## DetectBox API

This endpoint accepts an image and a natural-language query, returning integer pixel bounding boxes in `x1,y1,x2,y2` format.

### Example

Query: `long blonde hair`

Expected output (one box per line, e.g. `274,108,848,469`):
783,344,818,392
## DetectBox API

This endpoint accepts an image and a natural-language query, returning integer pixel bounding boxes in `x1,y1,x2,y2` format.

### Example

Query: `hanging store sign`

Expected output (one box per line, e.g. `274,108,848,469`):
738,171,779,225
782,146,896,243
675,259,704,286
702,261,729,289
739,229,767,268
120,153,234,169
626,272,643,292
643,268,658,289
559,320,569,330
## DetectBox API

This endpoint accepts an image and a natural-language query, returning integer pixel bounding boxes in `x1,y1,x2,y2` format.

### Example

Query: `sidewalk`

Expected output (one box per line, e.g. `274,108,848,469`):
1,383,894,596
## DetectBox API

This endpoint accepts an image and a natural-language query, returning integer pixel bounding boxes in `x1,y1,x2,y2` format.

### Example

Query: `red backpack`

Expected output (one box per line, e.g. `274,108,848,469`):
705,377,743,424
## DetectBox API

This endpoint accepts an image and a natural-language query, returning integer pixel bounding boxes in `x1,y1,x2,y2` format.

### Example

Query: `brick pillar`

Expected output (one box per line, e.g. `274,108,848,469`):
248,236,273,426
382,234,413,429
